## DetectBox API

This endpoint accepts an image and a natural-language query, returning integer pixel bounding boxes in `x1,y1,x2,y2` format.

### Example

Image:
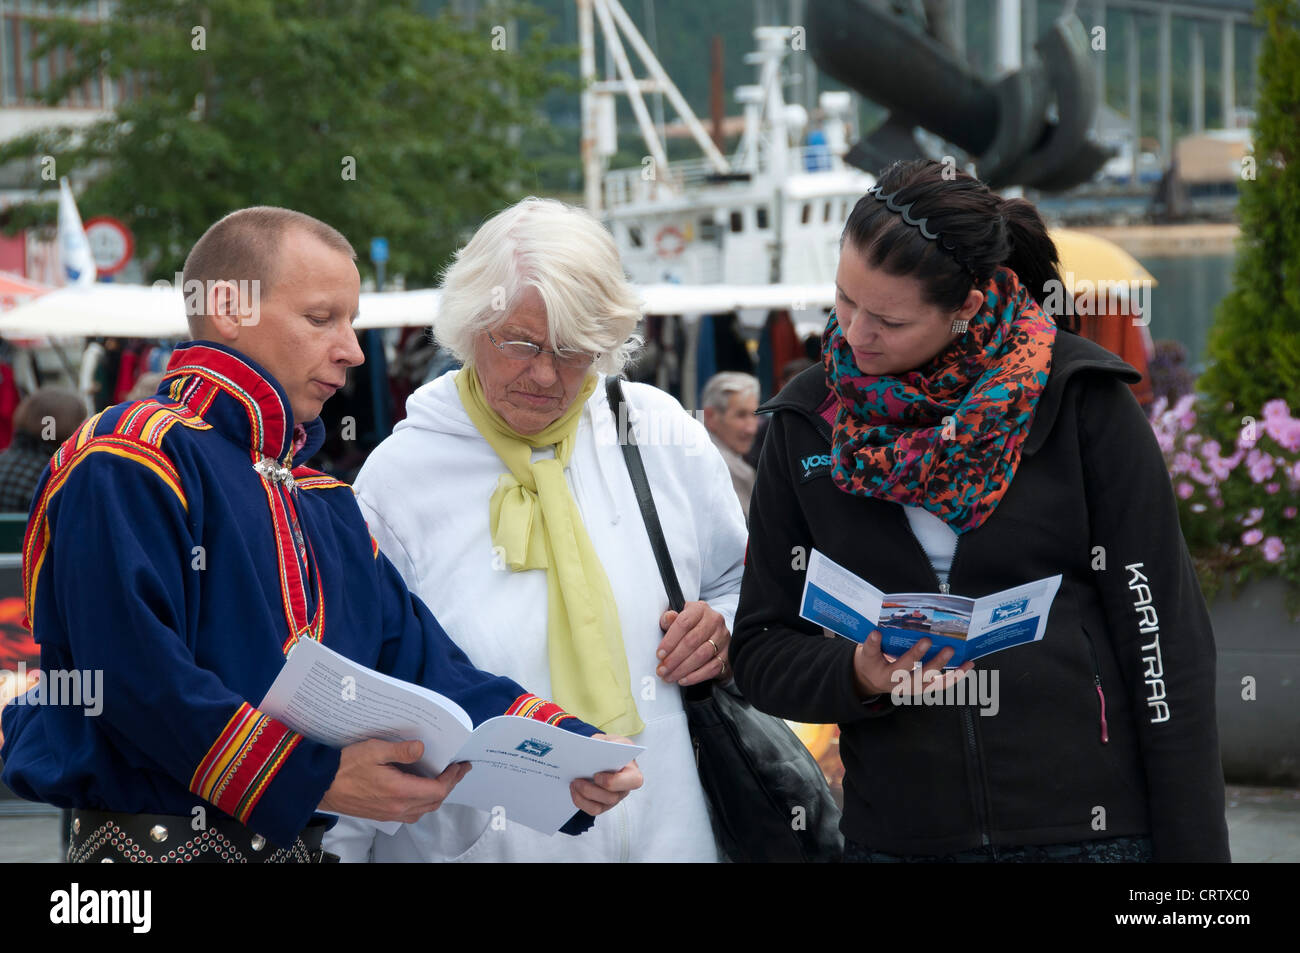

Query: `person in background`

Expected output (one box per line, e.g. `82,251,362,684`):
0,389,86,513
126,372,166,402
746,358,816,471
701,371,760,519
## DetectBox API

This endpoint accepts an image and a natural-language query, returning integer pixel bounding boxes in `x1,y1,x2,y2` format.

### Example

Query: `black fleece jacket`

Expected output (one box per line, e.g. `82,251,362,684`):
730,331,1230,862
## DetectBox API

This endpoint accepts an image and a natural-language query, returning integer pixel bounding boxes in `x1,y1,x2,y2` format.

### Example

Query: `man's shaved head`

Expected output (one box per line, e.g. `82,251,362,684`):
181,206,356,336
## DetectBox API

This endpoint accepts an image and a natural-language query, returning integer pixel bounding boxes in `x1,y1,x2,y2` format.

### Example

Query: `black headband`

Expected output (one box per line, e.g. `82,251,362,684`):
866,183,979,279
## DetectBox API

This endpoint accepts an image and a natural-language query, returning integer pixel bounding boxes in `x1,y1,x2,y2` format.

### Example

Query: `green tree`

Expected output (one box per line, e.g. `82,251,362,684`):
1199,0,1300,438
3,0,573,285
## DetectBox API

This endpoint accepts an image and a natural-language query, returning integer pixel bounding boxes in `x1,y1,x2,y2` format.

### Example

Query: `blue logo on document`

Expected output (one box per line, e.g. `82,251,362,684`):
990,598,1029,623
516,738,554,757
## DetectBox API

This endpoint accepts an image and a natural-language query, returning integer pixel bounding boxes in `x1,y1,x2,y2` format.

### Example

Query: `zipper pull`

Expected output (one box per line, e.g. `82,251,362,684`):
1094,678,1110,744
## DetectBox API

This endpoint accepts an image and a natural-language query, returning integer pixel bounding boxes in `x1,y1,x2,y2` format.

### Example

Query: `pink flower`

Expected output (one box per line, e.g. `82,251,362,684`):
1176,481,1194,499
1263,536,1286,562
1267,482,1281,494
1242,507,1265,527
1207,458,1234,481
1242,528,1264,546
1186,458,1214,486
1262,412,1300,452
1173,395,1196,431
1202,441,1236,481
1286,507,1298,519
1247,449,1276,483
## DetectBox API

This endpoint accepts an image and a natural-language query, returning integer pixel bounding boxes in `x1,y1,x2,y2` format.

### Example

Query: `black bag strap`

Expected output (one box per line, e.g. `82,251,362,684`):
605,376,686,613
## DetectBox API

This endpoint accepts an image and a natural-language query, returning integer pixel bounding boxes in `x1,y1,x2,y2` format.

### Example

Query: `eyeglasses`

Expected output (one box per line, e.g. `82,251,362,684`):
487,330,597,369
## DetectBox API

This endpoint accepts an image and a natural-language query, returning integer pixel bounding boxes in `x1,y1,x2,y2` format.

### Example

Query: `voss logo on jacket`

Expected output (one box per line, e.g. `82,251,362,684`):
799,453,834,482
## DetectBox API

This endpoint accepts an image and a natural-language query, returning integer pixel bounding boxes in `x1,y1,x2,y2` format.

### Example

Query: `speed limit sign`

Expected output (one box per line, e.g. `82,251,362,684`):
84,216,135,276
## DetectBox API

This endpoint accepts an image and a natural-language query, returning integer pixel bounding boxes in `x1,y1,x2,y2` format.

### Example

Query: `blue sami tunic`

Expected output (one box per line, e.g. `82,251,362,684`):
1,341,596,847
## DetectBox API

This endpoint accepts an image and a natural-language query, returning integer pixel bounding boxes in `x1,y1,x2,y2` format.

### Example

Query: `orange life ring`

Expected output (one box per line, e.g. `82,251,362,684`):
654,225,685,258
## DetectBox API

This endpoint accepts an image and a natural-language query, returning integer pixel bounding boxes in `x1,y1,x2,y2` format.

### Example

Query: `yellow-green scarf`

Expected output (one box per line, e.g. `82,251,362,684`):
455,367,644,737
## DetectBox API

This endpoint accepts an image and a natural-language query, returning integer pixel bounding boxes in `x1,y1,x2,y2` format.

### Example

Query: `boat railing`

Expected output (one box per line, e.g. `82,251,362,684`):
602,157,740,209
603,142,847,210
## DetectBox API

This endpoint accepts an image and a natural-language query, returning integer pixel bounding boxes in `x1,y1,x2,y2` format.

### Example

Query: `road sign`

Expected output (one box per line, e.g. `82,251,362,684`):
83,217,135,276
370,237,389,264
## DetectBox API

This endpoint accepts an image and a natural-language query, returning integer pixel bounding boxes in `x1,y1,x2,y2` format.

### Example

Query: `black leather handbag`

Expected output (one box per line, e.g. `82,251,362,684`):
605,377,844,862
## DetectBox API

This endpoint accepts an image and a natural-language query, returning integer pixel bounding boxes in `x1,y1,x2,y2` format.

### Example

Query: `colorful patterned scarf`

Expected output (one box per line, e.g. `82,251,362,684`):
822,266,1056,534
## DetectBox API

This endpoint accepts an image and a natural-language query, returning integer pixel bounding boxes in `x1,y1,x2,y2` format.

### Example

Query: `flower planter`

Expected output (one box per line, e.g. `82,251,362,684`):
1210,577,1300,786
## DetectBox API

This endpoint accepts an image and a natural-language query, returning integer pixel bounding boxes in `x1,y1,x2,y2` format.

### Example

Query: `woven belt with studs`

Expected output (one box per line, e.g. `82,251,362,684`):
67,807,338,864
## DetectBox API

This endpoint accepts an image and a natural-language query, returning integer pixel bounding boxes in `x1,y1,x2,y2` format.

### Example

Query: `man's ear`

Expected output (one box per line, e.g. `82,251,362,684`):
205,280,245,343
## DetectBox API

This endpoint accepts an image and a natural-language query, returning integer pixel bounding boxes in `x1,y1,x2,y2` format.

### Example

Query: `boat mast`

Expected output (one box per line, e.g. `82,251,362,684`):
579,0,601,213
578,0,732,214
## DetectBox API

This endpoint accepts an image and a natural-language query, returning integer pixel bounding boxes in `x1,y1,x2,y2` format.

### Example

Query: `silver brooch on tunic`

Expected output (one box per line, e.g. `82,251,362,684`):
254,457,298,492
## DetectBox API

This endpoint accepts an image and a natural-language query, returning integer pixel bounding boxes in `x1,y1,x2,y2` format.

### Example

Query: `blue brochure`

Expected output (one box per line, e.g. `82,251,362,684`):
798,549,1062,666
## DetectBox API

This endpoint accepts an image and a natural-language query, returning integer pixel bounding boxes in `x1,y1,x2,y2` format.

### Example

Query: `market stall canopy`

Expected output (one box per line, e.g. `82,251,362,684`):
0,229,1152,340
0,284,444,339
1052,228,1157,297
0,282,839,340
0,272,52,313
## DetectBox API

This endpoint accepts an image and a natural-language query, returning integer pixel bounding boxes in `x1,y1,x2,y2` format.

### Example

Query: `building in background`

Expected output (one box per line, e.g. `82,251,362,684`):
0,1,132,281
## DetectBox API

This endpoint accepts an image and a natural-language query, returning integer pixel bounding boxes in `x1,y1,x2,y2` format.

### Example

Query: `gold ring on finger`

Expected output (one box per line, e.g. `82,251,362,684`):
707,638,720,658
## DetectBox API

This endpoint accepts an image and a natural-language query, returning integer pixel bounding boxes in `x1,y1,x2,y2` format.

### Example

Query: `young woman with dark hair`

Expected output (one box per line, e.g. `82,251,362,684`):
731,159,1229,862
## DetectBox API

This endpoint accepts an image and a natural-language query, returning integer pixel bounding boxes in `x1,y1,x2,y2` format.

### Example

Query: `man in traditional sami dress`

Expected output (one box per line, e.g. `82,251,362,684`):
0,207,641,862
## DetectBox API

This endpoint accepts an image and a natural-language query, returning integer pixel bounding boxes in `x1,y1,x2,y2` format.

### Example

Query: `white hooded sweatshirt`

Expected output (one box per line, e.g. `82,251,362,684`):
323,372,748,862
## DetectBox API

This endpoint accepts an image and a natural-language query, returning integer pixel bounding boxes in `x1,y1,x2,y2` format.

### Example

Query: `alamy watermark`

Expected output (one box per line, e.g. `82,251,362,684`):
152,273,262,326
4,663,103,716
1040,276,1153,326
50,883,150,933
890,666,1000,716
598,400,709,456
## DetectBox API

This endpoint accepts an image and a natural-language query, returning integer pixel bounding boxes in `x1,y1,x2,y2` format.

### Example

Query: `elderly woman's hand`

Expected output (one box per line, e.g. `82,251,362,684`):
570,734,643,815
657,601,730,686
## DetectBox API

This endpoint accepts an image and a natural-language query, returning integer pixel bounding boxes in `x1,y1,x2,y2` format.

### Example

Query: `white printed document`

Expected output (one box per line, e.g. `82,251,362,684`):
260,638,643,834
799,549,1061,666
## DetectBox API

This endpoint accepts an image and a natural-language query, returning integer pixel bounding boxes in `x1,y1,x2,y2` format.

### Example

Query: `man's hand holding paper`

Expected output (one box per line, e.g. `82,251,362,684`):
318,739,472,824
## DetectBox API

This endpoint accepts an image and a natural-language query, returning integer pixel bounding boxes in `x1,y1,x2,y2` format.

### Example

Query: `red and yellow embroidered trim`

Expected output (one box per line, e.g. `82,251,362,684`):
505,694,576,727
161,346,290,460
23,435,187,625
191,702,302,826
265,479,326,656
117,396,210,445
293,474,349,492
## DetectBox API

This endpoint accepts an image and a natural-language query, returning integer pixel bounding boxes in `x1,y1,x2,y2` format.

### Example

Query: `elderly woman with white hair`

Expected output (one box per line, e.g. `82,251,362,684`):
323,197,748,862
